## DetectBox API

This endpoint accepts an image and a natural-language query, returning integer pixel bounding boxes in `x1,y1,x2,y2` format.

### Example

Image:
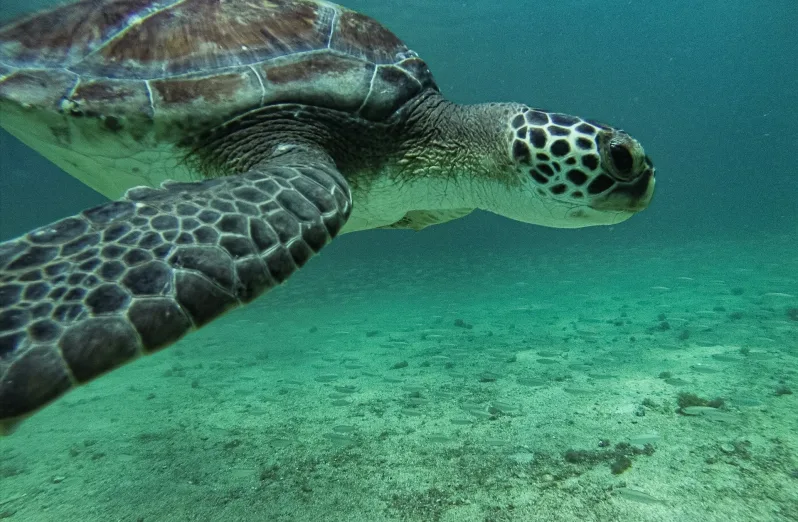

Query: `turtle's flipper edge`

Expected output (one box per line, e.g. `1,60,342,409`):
0,156,351,433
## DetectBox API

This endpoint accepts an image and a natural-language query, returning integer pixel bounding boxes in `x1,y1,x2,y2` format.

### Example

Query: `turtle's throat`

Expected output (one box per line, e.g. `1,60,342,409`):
398,91,518,208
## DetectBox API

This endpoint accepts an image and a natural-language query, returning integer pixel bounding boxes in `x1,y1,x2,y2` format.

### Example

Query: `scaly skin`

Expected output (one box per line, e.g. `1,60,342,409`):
0,146,350,433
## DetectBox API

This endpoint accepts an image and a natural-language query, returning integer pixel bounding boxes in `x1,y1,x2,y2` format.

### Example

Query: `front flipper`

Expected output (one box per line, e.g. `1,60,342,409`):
0,153,351,433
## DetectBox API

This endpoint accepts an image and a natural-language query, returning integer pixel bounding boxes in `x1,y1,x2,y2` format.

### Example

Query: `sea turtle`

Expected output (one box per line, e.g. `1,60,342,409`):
0,0,655,434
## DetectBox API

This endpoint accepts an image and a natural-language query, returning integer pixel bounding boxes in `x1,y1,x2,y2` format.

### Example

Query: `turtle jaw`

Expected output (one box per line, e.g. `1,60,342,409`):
589,168,655,213
509,161,655,228
512,168,654,228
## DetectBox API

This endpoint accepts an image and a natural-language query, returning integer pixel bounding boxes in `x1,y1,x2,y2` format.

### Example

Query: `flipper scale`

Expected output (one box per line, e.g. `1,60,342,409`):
0,154,351,433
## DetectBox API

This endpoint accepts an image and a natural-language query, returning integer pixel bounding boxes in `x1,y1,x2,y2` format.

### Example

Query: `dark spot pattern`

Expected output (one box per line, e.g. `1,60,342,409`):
31,303,52,318
548,126,570,136
529,169,548,184
537,164,554,177
566,170,589,185
118,231,142,246
582,154,600,171
197,210,221,224
27,218,87,245
588,175,615,194
67,273,86,285
44,262,69,276
218,215,248,235
512,141,532,165
63,288,86,301
24,283,50,301
49,287,67,300
211,200,235,213
551,113,581,126
175,232,194,245
8,246,58,271
181,218,200,231
123,262,172,296
529,128,547,149
0,284,22,307
52,304,83,322
123,249,151,266
0,159,352,427
99,261,126,280
177,204,199,216
138,232,163,249
153,244,173,259
18,270,41,282
220,236,256,258
103,224,130,242
0,310,28,331
514,110,614,199
151,215,179,231
550,140,570,157
525,110,549,125
78,258,101,271
101,245,125,259
28,320,60,342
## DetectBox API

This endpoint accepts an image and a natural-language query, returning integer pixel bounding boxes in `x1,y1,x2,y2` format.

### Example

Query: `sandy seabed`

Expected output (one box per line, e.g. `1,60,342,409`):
1,233,796,522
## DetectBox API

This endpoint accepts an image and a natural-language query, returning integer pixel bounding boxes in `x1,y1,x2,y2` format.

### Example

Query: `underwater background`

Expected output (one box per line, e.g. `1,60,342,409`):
0,0,796,521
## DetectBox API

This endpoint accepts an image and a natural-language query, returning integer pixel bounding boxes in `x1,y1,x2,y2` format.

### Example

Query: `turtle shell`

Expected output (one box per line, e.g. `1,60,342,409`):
0,0,437,197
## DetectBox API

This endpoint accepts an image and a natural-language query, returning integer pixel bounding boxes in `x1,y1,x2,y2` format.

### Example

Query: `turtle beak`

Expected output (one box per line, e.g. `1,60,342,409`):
590,168,655,212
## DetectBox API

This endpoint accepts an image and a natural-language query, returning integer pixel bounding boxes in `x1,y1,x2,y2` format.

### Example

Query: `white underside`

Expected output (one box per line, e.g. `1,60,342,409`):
340,177,458,233
1,101,197,200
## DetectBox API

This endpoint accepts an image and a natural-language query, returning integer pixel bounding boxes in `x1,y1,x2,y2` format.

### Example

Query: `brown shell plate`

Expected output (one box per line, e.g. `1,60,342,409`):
0,0,438,135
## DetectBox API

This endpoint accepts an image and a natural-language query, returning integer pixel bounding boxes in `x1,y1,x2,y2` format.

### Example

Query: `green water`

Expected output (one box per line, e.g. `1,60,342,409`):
1,1,797,521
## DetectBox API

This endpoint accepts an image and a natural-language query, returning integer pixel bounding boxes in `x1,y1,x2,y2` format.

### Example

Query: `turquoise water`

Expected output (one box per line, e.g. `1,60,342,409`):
1,1,797,521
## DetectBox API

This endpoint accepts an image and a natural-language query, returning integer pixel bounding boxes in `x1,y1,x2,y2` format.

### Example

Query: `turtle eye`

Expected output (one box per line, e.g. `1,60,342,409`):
610,143,634,175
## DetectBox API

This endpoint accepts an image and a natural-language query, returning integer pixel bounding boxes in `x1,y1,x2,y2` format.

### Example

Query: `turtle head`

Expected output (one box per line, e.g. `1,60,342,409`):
500,106,655,228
